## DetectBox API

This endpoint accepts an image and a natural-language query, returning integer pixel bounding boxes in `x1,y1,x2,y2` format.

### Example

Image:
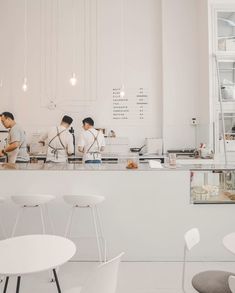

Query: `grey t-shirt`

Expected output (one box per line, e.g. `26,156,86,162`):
7,124,29,163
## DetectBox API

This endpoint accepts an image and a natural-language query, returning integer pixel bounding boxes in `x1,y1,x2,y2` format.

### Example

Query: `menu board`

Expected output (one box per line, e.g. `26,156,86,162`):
112,87,150,124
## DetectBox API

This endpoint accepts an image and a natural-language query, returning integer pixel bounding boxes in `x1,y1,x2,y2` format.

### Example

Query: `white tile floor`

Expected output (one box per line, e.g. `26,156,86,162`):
1,261,235,293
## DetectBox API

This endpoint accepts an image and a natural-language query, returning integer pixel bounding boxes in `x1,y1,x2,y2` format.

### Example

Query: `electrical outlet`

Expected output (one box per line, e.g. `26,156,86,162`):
191,118,198,126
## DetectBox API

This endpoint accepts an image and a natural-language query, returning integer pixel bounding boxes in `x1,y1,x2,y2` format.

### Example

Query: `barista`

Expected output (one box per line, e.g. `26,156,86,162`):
78,117,105,164
0,112,29,163
39,115,74,163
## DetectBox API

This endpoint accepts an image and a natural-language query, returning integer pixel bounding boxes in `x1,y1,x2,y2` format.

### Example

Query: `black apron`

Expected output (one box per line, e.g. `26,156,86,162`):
86,130,101,161
48,127,67,161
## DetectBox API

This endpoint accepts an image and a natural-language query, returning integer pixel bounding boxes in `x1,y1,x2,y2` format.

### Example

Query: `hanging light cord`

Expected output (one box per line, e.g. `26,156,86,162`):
121,0,125,87
72,0,76,72
24,0,28,79
55,0,59,101
49,0,53,100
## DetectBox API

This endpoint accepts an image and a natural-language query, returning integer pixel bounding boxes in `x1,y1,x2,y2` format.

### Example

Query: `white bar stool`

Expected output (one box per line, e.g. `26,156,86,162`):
0,197,6,239
63,195,106,263
11,194,55,237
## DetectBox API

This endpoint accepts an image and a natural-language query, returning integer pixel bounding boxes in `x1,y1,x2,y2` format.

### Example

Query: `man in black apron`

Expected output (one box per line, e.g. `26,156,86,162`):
39,115,74,163
78,117,105,164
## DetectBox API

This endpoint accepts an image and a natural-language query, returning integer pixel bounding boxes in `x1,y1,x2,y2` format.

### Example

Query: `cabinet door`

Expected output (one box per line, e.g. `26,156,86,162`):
217,11,235,52
218,60,235,101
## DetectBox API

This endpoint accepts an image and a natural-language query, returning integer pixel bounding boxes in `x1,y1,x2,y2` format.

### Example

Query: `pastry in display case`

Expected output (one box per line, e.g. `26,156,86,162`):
190,167,235,204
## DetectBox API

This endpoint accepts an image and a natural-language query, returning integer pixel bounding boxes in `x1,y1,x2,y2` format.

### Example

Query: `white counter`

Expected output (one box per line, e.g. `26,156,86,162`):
0,163,234,262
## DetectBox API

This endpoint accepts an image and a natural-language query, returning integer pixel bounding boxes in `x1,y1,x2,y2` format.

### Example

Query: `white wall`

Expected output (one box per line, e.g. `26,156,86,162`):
0,0,162,147
162,0,210,151
0,0,213,150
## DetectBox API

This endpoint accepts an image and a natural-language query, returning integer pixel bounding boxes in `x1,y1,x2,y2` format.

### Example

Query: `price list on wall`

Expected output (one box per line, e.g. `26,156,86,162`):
112,87,150,124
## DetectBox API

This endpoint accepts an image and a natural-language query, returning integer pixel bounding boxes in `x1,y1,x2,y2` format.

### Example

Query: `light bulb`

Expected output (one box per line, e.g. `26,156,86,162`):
22,77,28,92
70,73,77,86
120,85,125,98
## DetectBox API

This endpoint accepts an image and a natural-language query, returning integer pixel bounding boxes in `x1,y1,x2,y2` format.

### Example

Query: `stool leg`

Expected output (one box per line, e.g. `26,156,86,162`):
39,206,46,234
91,207,102,263
95,206,107,262
39,206,53,282
16,276,21,293
11,208,23,237
51,207,75,283
45,204,55,234
0,214,6,239
3,276,9,293
65,207,75,238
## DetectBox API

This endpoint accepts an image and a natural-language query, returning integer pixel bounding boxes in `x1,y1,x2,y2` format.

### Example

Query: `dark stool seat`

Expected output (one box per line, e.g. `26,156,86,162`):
192,270,235,293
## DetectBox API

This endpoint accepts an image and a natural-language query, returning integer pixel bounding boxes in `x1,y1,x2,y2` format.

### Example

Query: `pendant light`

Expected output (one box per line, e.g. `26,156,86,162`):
69,0,77,86
120,84,125,98
120,0,126,98
22,78,28,92
70,72,77,86
22,0,28,92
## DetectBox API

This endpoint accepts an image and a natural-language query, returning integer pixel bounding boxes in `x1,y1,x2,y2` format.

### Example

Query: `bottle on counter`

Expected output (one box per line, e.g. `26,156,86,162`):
168,153,176,166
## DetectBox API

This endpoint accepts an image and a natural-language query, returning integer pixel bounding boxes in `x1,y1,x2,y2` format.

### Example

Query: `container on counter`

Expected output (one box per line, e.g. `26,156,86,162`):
118,153,139,169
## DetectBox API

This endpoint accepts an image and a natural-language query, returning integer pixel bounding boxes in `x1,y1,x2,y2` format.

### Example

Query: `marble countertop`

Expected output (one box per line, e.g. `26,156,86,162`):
0,162,235,171
0,162,166,171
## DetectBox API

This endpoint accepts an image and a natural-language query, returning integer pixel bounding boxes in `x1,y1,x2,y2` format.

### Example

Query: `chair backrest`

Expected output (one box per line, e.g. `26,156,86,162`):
81,252,124,293
182,228,200,293
229,276,235,293
184,228,200,251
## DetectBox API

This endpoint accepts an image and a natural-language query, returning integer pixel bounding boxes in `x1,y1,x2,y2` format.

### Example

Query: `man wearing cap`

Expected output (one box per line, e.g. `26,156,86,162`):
0,112,29,163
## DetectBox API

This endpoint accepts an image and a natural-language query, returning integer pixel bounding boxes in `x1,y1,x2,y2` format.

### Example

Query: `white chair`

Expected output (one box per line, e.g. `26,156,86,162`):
66,252,124,293
182,228,200,292
229,276,235,293
11,194,55,236
183,228,235,293
64,195,106,263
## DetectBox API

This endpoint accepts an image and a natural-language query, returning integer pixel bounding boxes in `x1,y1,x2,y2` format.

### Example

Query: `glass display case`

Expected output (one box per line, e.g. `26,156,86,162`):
217,11,235,52
218,60,235,101
218,113,235,152
191,167,235,204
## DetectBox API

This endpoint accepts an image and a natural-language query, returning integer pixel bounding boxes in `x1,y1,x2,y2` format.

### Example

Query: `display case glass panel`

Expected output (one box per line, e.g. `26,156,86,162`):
191,168,235,204
217,12,235,52
218,61,235,101
219,113,235,137
218,113,235,152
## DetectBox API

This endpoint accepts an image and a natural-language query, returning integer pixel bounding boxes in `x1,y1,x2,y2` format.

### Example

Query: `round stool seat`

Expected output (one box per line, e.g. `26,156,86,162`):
64,195,105,207
11,194,55,206
192,270,235,293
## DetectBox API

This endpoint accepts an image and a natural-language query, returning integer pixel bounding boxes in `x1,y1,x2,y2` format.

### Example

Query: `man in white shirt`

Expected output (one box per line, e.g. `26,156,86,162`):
39,115,74,163
0,112,29,163
78,117,105,164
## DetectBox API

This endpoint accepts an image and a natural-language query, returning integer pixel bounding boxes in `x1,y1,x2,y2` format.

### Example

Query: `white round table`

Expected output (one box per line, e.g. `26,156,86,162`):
0,234,76,293
223,233,235,255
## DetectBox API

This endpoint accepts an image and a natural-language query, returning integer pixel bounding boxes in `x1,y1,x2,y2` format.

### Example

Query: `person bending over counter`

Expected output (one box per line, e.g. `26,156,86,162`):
0,112,29,163
78,117,105,164
39,115,74,163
